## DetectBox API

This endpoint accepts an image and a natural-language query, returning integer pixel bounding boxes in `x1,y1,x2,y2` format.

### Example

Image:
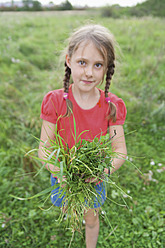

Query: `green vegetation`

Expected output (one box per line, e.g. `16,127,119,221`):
0,12,164,247
1,0,165,18
101,0,165,18
29,130,122,232
0,0,73,11
131,0,165,17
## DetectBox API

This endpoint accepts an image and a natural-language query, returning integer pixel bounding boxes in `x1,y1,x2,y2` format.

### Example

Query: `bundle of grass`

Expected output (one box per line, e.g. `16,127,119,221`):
37,122,123,232
12,119,131,234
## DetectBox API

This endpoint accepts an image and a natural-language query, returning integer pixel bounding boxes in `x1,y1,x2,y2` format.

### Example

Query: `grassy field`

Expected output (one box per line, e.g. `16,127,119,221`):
0,11,165,247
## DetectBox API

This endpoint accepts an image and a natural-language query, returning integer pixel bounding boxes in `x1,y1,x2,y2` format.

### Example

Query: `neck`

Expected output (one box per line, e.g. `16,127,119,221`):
72,85,100,110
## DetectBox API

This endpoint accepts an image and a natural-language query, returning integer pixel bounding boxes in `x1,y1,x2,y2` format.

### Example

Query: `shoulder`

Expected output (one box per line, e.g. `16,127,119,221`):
41,88,65,110
42,88,64,103
99,88,126,110
109,92,126,108
40,88,65,123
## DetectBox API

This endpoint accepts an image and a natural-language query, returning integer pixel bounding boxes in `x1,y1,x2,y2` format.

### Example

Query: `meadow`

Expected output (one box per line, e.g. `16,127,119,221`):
0,11,165,247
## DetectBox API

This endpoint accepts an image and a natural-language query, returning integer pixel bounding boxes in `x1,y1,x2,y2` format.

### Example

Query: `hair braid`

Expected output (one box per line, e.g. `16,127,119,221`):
63,62,73,117
105,63,116,122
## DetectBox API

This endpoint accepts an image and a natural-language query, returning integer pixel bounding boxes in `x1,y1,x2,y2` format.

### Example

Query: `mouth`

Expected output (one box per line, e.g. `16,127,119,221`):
82,80,94,84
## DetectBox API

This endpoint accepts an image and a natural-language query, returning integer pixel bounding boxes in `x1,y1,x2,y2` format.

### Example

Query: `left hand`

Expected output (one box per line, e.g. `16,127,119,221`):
85,168,110,183
104,168,109,175
85,177,98,183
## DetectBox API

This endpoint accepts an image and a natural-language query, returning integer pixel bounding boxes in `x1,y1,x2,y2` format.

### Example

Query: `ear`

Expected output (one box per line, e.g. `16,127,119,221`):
65,54,71,68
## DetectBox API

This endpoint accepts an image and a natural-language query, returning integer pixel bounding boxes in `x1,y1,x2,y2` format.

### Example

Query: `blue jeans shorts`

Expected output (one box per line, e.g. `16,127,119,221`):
51,174,106,209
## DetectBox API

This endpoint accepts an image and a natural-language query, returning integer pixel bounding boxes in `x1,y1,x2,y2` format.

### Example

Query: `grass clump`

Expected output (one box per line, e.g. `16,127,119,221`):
26,120,128,234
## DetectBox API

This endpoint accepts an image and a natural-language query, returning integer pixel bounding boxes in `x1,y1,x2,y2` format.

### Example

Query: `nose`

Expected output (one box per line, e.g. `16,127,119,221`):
84,66,93,78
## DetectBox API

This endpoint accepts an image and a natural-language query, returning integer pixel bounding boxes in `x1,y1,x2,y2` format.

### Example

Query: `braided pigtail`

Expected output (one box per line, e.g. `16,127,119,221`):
63,62,73,117
105,63,116,122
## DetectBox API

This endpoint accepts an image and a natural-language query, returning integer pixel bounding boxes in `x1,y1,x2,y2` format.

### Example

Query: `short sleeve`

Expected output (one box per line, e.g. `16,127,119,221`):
109,98,127,126
40,91,58,124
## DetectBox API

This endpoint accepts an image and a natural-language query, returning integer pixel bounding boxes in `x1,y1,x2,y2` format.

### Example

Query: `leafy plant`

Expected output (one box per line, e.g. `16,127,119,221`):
15,117,130,235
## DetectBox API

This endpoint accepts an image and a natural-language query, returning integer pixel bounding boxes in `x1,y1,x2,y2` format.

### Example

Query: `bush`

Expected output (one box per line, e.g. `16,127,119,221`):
101,5,121,18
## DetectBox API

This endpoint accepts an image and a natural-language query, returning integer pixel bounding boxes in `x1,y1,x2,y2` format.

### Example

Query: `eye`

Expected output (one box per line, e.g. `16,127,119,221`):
78,60,86,66
95,63,103,69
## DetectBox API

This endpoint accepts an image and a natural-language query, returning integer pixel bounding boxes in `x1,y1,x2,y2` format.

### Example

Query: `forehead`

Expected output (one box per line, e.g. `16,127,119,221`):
73,40,105,61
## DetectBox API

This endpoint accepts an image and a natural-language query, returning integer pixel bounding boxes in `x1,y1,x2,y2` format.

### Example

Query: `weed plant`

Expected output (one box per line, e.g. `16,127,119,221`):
23,118,130,236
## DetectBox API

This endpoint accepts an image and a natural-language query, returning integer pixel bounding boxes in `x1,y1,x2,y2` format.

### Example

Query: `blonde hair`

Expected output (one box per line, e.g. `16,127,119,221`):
63,24,116,122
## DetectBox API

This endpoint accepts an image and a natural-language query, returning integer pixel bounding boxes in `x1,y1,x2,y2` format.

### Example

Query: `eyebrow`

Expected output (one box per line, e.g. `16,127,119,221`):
76,57,104,63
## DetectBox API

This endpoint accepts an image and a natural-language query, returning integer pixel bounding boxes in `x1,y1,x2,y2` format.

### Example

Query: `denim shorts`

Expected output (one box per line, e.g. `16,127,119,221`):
51,174,106,209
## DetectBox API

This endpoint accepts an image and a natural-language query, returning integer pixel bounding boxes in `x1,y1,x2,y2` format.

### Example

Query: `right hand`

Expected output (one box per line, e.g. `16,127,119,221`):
57,176,67,188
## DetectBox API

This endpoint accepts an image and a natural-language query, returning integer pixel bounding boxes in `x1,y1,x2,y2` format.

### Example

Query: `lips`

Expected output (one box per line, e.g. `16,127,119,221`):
82,80,94,84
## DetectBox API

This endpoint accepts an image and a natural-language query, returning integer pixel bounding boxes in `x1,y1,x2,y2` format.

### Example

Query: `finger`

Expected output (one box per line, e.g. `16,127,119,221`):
61,183,66,188
57,177,66,183
85,177,97,183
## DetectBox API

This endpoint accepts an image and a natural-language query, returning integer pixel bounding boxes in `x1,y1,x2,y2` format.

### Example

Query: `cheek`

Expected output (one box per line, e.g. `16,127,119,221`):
73,66,84,76
97,70,105,80
71,68,81,81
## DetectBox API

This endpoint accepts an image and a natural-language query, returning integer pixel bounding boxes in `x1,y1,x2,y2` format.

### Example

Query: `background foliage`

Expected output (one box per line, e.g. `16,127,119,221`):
100,0,165,18
0,10,165,247
1,0,165,17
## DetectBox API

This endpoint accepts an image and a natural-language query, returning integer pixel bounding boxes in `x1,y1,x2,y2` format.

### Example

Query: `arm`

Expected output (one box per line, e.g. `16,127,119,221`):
104,125,127,175
38,120,60,175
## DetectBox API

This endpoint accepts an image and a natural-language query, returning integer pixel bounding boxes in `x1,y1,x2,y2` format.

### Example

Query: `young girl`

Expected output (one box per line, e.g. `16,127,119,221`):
38,24,127,248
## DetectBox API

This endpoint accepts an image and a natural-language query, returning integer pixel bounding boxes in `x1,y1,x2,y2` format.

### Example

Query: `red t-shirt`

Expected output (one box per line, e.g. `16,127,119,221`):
40,85,127,148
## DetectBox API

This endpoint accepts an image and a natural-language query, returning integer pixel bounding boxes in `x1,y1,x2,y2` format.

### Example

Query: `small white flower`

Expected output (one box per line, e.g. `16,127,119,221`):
129,158,133,162
123,194,128,198
148,175,152,181
111,190,118,198
11,57,16,63
101,211,106,215
148,170,153,176
82,220,86,225
158,163,162,166
126,156,129,160
64,216,67,221
150,160,155,166
129,209,133,212
143,187,146,191
2,224,5,228
157,169,162,173
127,190,131,194
11,57,20,63
152,179,158,183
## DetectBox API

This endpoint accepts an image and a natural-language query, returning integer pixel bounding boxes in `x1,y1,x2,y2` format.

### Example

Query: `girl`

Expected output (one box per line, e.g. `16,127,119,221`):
38,24,127,248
